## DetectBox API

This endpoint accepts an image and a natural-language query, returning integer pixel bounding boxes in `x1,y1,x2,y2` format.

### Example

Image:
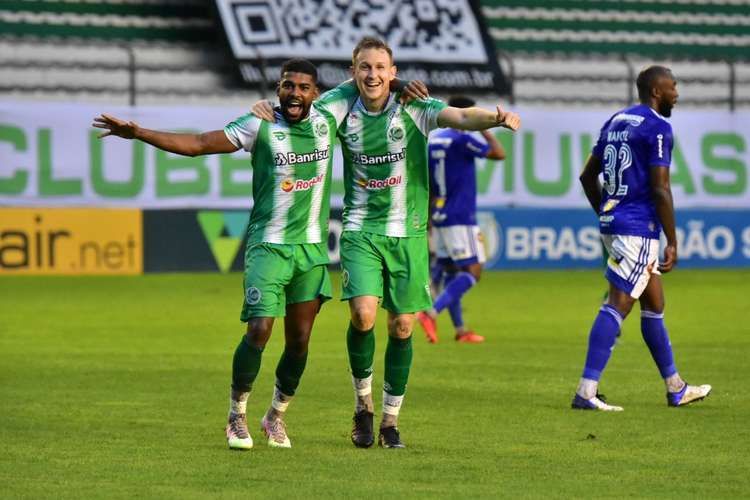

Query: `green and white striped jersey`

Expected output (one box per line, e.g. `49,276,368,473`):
338,93,447,237
224,84,356,245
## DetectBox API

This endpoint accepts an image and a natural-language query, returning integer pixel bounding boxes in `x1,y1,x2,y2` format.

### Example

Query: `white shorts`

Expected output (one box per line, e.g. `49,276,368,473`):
431,225,486,265
602,234,661,299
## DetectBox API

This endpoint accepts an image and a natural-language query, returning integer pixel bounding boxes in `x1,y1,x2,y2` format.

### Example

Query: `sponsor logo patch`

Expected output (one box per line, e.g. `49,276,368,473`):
281,178,295,192
356,175,403,190
657,133,664,158
602,199,620,212
351,149,406,165
274,148,329,166
280,173,325,192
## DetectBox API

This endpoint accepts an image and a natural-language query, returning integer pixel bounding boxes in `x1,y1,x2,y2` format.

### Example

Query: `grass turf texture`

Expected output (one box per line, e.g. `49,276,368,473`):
1,270,747,498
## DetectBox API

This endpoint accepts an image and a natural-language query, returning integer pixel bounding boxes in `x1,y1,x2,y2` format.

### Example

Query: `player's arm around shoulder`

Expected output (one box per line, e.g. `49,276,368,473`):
437,104,520,132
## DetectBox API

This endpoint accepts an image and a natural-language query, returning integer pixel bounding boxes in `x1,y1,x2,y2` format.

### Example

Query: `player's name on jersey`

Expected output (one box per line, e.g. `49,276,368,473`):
607,131,630,142
274,149,329,166
351,149,406,165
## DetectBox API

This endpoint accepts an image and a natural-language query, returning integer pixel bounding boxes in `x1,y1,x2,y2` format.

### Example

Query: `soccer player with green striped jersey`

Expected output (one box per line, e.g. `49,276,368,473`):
341,37,521,449
93,59,358,451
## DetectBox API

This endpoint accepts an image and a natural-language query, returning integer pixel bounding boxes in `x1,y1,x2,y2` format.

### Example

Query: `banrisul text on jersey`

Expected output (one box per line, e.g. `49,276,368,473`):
337,93,447,237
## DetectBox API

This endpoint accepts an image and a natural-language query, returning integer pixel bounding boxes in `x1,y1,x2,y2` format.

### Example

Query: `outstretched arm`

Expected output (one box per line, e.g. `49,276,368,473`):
579,154,603,213
93,113,238,156
437,105,520,132
651,166,678,273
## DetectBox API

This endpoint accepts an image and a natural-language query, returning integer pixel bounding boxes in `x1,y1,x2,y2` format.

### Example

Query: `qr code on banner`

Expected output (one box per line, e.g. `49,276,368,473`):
217,0,490,63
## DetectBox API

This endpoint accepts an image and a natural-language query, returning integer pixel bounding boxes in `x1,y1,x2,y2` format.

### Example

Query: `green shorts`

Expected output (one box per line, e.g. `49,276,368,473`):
340,231,431,314
240,242,332,321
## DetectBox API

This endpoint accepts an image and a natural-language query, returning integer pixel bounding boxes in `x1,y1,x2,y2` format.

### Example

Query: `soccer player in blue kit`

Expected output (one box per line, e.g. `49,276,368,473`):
416,96,506,344
572,65,711,411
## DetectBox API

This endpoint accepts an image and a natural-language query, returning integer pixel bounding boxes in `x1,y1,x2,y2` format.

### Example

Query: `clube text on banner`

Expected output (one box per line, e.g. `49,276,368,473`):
1,102,748,209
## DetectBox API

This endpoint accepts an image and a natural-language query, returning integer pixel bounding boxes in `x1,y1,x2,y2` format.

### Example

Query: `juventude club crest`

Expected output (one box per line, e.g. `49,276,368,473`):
314,121,328,137
342,268,350,287
245,286,262,305
388,126,404,141
348,133,359,143
273,131,286,141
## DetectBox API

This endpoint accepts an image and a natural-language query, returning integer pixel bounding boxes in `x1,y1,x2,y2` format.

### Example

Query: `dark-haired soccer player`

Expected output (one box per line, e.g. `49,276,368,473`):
94,58,359,449
416,95,506,344
571,65,711,411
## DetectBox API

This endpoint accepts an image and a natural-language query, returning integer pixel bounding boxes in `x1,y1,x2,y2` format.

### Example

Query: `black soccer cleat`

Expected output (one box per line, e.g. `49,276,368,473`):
351,410,374,448
378,426,405,449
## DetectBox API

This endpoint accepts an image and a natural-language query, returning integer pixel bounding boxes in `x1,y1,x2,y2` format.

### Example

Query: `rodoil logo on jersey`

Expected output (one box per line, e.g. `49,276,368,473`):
356,175,403,190
274,148,329,166
280,173,325,192
351,149,406,165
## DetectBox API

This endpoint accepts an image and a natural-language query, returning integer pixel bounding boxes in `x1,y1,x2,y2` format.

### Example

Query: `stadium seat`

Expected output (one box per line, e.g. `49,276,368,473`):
0,0,746,107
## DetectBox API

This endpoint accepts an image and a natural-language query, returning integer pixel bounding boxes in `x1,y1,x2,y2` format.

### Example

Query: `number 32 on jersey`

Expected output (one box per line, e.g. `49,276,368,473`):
602,143,632,197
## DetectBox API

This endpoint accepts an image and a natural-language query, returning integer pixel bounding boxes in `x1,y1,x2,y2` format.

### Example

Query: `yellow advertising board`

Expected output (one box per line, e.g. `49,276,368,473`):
0,208,142,275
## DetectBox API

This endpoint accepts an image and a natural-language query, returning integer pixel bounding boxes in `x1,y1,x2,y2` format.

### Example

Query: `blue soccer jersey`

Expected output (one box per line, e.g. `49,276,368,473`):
428,129,490,226
592,104,673,239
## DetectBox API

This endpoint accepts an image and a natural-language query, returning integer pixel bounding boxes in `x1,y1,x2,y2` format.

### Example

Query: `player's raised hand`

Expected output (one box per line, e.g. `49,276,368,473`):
252,100,276,122
93,113,139,139
496,105,521,131
658,244,677,273
399,79,429,104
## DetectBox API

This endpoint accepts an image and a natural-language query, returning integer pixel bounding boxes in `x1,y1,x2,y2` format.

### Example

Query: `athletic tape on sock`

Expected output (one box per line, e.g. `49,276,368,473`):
271,386,292,412
382,391,404,416
229,389,249,415
352,374,373,396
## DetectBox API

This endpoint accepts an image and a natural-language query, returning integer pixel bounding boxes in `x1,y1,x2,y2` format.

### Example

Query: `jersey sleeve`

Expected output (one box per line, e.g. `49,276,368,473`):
647,121,673,168
464,134,491,158
314,80,359,126
404,97,448,136
224,113,261,152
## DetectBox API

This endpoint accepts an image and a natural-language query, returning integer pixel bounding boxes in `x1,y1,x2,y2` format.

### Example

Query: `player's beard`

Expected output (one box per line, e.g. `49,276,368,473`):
659,99,674,117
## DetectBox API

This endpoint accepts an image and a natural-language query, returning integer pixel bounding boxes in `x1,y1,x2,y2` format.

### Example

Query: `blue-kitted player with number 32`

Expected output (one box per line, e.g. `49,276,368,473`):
572,65,711,411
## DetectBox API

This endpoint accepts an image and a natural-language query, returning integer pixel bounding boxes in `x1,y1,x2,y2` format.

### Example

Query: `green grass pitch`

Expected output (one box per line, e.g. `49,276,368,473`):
1,270,748,498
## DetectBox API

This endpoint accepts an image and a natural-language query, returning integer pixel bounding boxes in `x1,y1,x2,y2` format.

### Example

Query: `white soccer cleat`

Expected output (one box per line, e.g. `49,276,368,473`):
667,383,712,407
261,416,292,448
226,413,253,450
571,393,624,412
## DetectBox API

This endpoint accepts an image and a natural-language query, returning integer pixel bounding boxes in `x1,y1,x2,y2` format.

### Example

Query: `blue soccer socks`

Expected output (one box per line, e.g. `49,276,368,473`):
433,272,476,314
442,272,465,328
640,310,678,379
581,304,623,381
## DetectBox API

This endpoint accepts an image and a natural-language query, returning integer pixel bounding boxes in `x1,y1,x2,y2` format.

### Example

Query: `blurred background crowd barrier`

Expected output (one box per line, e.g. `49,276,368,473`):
1,0,748,274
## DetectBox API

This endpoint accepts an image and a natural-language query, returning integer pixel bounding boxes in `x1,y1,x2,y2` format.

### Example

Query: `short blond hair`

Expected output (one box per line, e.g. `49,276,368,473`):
352,36,393,65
